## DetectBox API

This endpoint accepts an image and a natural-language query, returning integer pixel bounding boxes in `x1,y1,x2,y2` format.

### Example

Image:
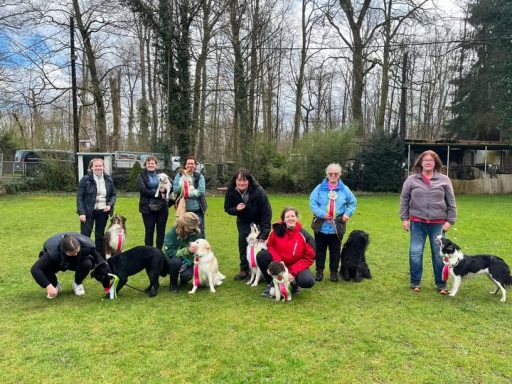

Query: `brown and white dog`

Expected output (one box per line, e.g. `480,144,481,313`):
174,169,194,218
104,214,126,259
268,261,292,301
246,223,266,287
188,239,225,294
156,172,172,200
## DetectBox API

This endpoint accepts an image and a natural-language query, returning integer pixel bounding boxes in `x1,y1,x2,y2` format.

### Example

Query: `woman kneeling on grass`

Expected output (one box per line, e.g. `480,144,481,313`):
163,212,203,293
256,207,316,298
31,233,104,299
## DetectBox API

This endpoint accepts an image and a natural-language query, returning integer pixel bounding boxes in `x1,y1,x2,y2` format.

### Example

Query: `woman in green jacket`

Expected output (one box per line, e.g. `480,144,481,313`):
163,212,203,293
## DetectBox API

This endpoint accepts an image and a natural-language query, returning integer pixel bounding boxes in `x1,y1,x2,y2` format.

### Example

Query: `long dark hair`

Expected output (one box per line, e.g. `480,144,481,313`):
228,168,259,188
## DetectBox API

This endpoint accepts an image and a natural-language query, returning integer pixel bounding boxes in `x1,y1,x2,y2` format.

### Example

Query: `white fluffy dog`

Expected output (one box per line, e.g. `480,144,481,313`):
268,261,292,301
189,239,226,294
155,172,172,199
246,223,266,287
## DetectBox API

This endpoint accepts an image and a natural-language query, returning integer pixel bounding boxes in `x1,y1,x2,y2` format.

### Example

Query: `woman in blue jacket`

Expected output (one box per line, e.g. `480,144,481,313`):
309,163,357,282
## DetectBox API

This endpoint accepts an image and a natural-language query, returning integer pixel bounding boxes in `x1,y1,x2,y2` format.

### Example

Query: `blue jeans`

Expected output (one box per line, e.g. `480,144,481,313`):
409,221,445,289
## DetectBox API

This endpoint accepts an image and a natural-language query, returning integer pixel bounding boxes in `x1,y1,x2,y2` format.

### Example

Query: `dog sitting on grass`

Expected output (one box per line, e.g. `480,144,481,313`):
268,261,292,301
104,214,126,259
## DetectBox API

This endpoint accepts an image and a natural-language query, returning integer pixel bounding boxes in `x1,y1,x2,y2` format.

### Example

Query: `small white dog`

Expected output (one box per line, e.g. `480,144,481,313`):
268,261,292,301
246,223,266,287
189,239,226,294
155,172,172,199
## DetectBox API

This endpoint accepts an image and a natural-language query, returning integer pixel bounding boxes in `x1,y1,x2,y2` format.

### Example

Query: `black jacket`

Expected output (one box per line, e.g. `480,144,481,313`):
224,184,272,240
137,169,170,215
77,172,116,216
31,232,104,287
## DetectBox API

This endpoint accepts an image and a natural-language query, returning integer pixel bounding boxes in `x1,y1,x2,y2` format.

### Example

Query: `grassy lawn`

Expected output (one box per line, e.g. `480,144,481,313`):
0,193,511,383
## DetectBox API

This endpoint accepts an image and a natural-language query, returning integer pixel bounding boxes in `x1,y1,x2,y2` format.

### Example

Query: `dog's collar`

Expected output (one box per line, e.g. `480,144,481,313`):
92,260,108,272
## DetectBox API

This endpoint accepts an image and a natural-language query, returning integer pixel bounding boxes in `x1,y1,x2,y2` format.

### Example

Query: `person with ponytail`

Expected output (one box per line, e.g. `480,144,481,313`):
77,158,116,255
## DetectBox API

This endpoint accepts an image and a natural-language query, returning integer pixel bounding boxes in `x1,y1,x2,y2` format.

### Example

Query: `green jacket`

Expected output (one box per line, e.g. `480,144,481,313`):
163,227,202,266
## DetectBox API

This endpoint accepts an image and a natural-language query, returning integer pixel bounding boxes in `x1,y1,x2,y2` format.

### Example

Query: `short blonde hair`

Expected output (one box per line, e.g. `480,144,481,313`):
325,163,342,176
175,212,201,238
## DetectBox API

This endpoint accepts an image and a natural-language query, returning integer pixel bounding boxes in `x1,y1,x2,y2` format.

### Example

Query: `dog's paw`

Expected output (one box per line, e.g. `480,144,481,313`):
250,282,258,287
449,292,456,297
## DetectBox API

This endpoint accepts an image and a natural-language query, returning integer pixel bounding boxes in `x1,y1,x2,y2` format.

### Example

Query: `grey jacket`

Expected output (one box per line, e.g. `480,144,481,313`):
400,171,457,224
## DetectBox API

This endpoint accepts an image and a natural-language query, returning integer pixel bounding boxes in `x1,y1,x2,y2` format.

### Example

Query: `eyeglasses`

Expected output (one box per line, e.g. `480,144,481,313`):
327,172,340,176
422,159,435,163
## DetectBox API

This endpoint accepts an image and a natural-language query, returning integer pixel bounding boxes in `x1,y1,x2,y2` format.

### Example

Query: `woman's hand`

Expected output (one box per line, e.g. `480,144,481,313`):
188,243,199,254
288,274,295,283
79,214,87,223
402,220,410,232
46,284,58,298
103,205,111,213
341,214,350,223
236,203,246,211
442,222,452,232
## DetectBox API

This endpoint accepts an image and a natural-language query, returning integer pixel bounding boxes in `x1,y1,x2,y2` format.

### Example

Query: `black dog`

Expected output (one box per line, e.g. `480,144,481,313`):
91,246,168,297
340,230,372,282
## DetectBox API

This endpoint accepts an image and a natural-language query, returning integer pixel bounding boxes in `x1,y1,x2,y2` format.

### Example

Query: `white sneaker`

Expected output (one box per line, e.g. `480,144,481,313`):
47,282,62,299
72,282,85,296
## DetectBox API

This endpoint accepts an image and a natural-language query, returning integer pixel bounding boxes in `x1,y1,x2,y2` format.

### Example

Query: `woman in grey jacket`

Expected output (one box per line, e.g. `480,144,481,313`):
400,150,457,294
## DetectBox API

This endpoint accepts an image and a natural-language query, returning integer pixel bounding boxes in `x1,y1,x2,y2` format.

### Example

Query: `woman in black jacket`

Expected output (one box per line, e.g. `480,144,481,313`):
31,232,104,298
137,156,169,249
224,168,272,281
77,158,116,254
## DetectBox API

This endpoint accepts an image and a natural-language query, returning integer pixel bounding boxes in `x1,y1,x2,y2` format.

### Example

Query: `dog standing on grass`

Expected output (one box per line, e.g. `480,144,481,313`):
91,246,168,298
436,235,512,303
246,223,266,287
188,239,226,294
104,214,127,259
268,261,292,301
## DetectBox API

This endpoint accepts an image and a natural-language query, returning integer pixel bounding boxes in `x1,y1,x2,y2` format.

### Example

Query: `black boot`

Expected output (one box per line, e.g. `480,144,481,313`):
315,269,324,282
169,278,179,293
330,271,339,282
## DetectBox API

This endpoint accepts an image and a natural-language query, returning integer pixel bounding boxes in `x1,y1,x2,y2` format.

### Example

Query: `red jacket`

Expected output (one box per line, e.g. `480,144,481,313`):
267,222,315,277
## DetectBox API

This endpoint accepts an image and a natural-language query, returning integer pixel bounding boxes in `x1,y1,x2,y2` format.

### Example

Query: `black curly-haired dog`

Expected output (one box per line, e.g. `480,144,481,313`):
340,230,371,282
91,246,168,297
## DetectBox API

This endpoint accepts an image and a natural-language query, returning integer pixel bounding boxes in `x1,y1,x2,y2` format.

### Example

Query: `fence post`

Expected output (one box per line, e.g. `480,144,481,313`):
0,153,3,180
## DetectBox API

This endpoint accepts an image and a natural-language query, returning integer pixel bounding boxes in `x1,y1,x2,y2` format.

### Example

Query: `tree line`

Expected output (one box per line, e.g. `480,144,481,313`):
0,0,510,171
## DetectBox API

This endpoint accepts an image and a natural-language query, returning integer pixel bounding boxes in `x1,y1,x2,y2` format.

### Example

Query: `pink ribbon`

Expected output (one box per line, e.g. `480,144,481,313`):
279,281,289,300
249,245,256,268
193,256,200,287
116,232,124,253
184,180,189,199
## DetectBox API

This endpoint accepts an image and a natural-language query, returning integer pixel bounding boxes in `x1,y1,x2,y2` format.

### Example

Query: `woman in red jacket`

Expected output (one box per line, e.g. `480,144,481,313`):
257,207,316,298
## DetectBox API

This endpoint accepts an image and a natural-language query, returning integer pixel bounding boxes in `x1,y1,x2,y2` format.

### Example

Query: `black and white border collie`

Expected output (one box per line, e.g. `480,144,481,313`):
435,235,512,303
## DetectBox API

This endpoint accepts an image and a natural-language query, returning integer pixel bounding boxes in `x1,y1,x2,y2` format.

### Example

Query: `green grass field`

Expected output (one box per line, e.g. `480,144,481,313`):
0,193,511,383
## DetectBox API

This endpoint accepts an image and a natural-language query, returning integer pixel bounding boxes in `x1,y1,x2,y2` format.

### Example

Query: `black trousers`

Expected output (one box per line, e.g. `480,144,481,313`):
42,257,94,286
256,249,315,288
237,223,252,273
168,257,193,287
314,232,343,273
142,207,169,249
80,209,109,254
